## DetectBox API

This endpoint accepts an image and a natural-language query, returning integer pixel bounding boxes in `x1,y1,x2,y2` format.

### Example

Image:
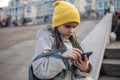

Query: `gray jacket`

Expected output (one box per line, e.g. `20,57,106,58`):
32,28,92,80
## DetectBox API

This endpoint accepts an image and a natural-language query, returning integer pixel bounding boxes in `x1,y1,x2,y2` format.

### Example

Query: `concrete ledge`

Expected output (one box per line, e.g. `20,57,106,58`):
99,76,120,80
80,13,113,80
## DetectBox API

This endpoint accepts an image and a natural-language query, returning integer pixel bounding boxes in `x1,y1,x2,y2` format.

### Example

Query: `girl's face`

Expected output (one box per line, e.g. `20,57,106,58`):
57,22,78,39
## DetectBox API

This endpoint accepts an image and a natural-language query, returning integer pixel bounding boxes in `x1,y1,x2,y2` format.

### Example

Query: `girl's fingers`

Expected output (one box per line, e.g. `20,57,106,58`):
74,61,81,67
72,50,81,59
70,53,77,60
69,53,79,60
84,55,89,64
78,59,84,64
73,55,90,71
63,48,83,60
72,48,82,59
72,48,82,54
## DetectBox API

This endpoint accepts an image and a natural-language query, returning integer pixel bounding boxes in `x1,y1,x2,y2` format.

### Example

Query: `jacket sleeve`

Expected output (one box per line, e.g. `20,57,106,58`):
32,30,66,79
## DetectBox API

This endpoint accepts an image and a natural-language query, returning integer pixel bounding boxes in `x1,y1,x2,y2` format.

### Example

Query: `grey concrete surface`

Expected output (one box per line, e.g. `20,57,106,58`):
106,41,120,49
99,76,120,80
81,13,113,80
0,20,99,80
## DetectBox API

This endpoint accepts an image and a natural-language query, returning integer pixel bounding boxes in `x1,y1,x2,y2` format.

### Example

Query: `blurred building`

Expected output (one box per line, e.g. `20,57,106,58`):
0,7,9,21
84,0,96,11
96,0,120,16
37,0,54,23
72,0,86,14
115,0,120,11
8,0,27,23
0,0,97,25
0,8,4,21
2,0,120,25
24,1,36,19
67,0,96,14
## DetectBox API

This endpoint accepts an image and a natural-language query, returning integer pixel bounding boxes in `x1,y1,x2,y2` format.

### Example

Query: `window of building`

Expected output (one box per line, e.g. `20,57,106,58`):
16,8,18,13
37,4,42,10
69,0,75,4
16,0,19,2
0,8,1,10
45,1,54,9
27,7,31,12
12,9,15,14
18,7,22,13
20,7,23,12
98,2,102,9
117,0,120,8
85,5,92,10
10,1,14,6
86,0,92,3
14,8,16,14
104,2,108,9
15,0,20,6
9,9,11,13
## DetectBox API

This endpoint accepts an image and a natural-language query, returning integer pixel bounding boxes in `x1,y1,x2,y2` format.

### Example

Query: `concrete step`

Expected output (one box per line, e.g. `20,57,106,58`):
104,49,120,59
100,59,120,77
99,76,120,80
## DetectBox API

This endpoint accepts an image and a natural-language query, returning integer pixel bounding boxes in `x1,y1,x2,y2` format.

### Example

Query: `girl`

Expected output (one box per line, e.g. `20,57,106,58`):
32,1,92,80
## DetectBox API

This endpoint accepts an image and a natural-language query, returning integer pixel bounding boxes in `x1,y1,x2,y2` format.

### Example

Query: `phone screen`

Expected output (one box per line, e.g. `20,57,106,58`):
81,51,93,61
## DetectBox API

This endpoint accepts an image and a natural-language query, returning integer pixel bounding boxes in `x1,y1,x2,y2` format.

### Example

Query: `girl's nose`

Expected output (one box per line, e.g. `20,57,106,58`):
69,27,75,33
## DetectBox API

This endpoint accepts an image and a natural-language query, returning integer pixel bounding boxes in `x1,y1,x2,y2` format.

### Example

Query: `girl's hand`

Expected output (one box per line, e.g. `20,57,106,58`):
62,48,82,60
73,55,90,72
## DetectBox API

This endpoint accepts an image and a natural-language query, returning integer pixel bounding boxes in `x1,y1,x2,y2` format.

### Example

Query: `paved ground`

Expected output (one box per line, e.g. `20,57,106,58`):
0,20,99,80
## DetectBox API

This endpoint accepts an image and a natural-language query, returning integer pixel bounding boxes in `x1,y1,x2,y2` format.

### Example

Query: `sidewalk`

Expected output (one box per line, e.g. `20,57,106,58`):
0,20,99,80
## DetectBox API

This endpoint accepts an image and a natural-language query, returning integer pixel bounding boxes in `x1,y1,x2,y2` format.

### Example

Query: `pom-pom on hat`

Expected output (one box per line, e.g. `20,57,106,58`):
52,1,80,28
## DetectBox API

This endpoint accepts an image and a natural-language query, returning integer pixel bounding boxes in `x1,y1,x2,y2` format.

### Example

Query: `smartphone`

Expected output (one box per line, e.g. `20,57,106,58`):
81,51,93,61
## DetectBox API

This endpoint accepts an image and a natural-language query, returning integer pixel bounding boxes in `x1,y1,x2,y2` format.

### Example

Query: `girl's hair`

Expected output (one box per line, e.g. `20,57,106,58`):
53,27,83,51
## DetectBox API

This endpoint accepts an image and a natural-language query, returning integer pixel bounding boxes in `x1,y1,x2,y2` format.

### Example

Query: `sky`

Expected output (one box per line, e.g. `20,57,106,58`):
0,0,10,8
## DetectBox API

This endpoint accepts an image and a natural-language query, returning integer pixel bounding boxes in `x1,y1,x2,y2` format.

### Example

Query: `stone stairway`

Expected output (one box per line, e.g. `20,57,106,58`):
99,48,120,80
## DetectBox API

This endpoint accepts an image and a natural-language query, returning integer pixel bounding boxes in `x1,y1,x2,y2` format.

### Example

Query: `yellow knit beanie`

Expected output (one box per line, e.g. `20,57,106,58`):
52,1,80,28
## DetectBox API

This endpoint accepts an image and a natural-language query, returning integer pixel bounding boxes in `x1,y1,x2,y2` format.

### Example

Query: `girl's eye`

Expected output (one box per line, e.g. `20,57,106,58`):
64,25,76,28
